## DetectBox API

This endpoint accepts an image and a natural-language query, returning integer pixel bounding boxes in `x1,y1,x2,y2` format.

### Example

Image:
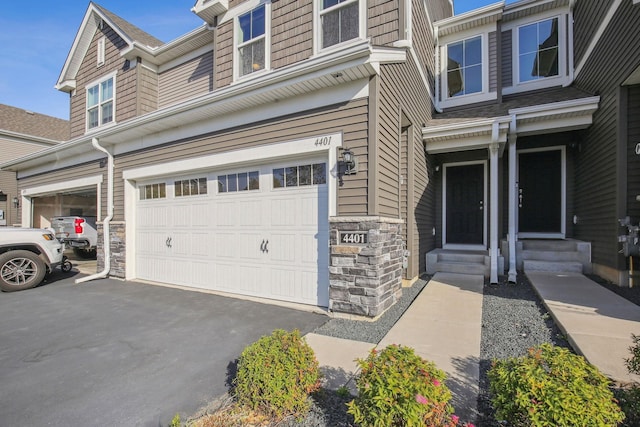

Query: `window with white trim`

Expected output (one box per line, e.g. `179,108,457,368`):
86,75,114,130
218,171,260,193
319,0,360,49
237,4,267,77
446,36,482,97
518,17,559,83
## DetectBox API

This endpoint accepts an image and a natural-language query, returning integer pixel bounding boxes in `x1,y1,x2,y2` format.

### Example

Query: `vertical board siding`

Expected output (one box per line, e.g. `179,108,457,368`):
113,99,370,221
368,0,399,46
215,21,234,88
159,52,214,108
501,29,512,89
70,24,134,139
271,0,313,69
574,0,640,271
489,31,498,92
627,85,640,219
573,0,615,65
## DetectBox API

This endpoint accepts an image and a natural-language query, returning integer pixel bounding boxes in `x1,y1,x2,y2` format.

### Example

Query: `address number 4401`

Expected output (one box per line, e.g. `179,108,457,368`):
314,136,332,147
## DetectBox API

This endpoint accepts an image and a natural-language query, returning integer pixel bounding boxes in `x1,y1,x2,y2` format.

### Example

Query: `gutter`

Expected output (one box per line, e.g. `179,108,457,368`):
76,137,114,284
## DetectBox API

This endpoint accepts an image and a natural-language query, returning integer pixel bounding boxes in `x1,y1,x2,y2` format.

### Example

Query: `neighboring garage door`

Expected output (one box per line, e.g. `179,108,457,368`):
135,159,329,306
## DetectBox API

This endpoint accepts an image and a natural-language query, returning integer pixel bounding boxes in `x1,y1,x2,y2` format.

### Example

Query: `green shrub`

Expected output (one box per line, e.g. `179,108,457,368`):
233,329,320,420
488,343,624,427
615,386,640,427
626,334,640,375
347,344,464,427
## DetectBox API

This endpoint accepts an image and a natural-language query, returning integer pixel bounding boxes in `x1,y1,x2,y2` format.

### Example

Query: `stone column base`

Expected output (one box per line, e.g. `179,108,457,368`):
329,216,404,317
96,221,126,278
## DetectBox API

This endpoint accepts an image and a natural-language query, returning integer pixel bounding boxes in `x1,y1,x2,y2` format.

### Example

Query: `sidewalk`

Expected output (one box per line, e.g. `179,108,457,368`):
306,272,484,421
527,271,640,383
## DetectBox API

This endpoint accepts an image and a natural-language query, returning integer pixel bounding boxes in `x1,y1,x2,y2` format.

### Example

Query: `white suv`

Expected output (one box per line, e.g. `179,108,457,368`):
0,228,64,292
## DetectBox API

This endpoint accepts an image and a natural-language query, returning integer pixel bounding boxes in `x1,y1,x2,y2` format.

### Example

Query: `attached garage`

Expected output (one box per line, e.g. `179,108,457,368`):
20,176,102,229
124,134,340,307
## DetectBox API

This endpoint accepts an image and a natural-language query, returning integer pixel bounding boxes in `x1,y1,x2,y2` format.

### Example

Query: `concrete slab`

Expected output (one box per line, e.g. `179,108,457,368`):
304,333,374,393
527,271,640,383
377,272,484,423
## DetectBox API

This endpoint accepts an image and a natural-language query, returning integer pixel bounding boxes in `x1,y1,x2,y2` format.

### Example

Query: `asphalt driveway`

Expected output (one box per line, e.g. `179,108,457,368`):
0,272,328,426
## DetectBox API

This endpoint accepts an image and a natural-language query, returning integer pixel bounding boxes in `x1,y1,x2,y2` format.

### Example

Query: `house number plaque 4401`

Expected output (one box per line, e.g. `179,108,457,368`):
340,231,368,245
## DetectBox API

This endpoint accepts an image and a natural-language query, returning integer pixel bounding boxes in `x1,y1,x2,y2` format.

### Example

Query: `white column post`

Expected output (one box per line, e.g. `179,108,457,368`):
489,123,500,284
508,115,518,283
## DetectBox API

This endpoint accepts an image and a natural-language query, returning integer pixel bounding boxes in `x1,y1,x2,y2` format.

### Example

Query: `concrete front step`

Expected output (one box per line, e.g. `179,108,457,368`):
433,262,489,276
523,260,583,273
521,240,578,252
437,252,487,264
521,249,581,262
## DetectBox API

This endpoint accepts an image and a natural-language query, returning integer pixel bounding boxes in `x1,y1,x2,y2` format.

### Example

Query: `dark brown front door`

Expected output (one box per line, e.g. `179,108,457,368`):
446,164,484,245
518,150,562,234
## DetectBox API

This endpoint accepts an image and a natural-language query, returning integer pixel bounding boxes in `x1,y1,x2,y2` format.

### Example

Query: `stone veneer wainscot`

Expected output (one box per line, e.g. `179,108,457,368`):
329,216,404,318
96,221,126,278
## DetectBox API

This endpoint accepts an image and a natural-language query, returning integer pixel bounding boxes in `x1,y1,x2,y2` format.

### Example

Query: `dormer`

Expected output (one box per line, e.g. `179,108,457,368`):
192,0,229,25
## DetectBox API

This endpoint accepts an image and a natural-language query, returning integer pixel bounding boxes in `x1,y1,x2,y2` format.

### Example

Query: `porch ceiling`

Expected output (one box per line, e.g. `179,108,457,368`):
423,93,600,154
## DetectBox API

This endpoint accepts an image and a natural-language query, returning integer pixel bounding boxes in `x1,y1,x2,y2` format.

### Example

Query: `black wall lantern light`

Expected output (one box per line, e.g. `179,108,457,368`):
341,148,358,175
13,196,19,209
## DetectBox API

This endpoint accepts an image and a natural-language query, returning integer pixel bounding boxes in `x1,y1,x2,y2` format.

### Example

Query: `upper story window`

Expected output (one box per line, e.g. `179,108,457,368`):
86,74,115,130
320,0,359,49
314,0,364,53
447,36,482,97
237,4,267,77
518,18,559,83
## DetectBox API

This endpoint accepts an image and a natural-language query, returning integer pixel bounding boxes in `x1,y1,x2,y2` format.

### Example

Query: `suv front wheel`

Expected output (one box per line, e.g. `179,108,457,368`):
0,250,46,292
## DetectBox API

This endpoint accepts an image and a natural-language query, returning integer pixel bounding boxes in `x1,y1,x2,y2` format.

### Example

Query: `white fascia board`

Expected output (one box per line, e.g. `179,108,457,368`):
6,42,380,173
516,115,594,136
435,1,504,36
508,95,600,116
423,116,511,137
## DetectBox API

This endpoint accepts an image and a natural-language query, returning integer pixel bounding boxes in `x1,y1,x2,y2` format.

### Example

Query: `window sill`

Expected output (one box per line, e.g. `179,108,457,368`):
503,75,569,95
438,91,497,109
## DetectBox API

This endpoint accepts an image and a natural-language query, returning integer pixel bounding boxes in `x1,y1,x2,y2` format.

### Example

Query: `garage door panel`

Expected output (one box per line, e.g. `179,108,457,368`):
135,158,329,307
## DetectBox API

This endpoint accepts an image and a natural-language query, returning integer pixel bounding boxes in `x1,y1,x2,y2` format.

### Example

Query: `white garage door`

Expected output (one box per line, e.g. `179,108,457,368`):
135,159,329,306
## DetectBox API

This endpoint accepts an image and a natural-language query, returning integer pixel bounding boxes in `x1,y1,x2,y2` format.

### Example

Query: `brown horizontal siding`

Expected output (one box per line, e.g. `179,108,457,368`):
271,0,313,69
0,170,18,225
426,0,452,22
215,21,234,88
368,0,399,46
413,130,433,273
411,0,436,96
70,23,132,139
159,52,214,108
573,0,615,65
113,99,370,220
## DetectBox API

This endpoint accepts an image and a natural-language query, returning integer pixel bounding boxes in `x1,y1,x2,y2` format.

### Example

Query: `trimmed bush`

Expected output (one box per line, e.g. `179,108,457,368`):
347,344,463,427
233,329,320,420
488,343,624,426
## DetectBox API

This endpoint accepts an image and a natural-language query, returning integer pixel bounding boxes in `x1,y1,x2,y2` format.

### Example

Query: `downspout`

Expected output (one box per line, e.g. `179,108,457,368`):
76,137,114,284
489,121,500,284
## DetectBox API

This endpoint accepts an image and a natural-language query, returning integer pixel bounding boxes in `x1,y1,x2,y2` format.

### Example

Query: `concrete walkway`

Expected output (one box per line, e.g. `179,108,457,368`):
527,271,640,383
307,272,484,422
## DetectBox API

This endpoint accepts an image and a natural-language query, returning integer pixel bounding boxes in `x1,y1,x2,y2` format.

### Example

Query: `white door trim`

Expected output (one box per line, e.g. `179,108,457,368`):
124,132,341,281
517,146,566,239
442,160,488,250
